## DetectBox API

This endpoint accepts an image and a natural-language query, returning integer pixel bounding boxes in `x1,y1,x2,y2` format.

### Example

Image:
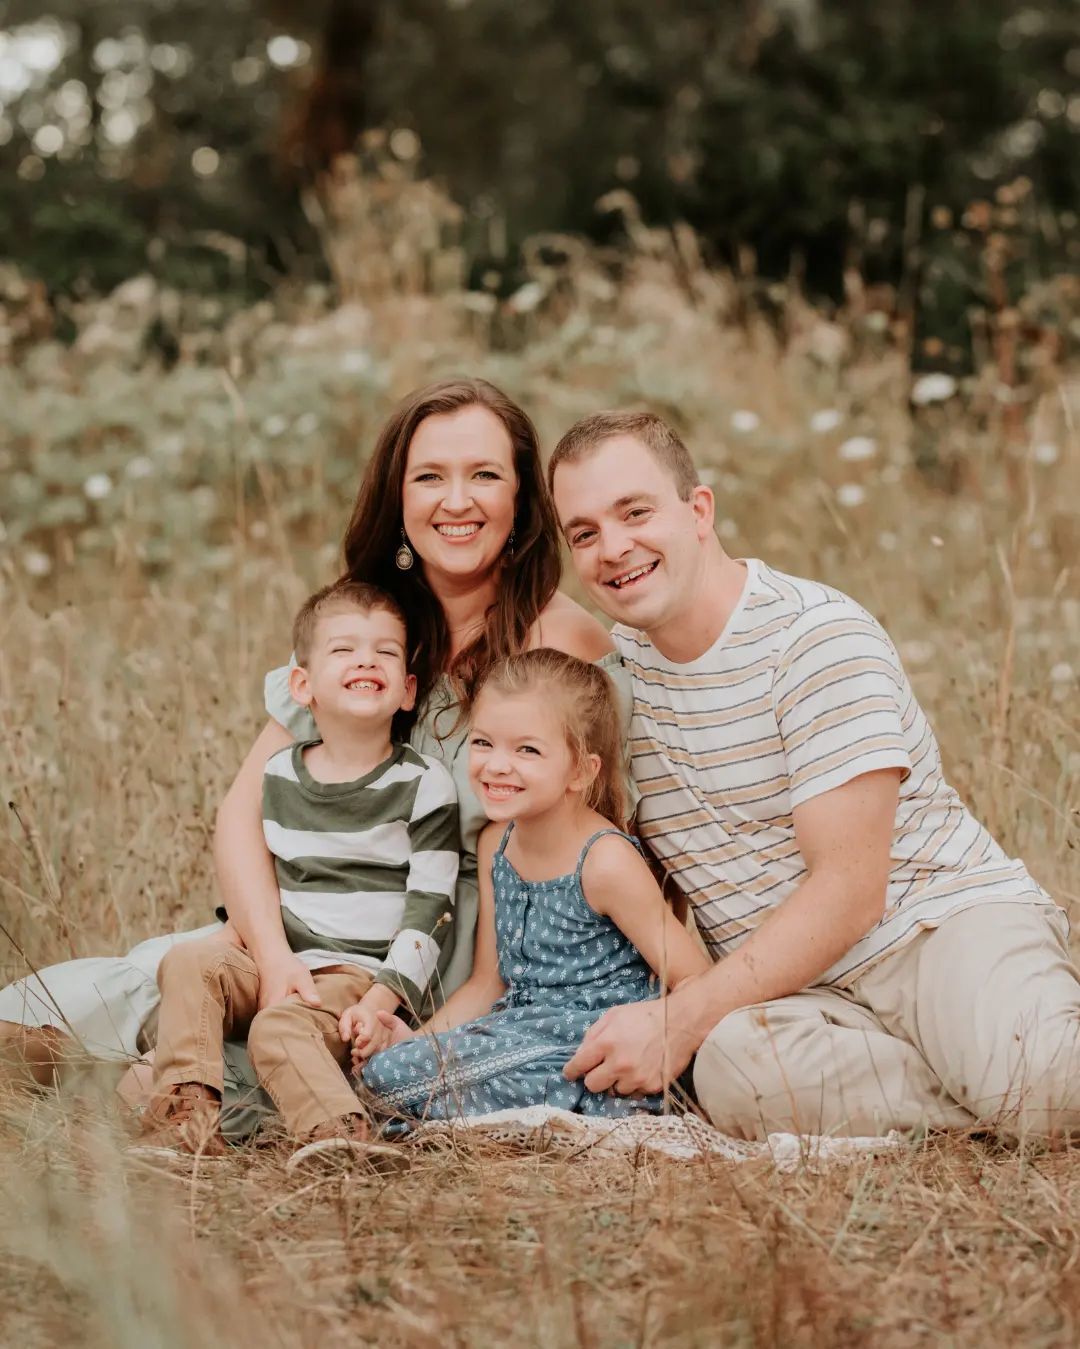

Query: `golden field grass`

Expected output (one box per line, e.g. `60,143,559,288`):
1,250,1079,1345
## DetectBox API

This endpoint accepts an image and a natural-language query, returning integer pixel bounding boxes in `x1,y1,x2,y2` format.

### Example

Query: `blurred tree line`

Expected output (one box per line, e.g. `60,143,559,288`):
0,0,1076,325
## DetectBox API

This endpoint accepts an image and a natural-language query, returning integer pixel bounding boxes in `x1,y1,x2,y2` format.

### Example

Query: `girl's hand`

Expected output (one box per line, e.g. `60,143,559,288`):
346,1007,415,1070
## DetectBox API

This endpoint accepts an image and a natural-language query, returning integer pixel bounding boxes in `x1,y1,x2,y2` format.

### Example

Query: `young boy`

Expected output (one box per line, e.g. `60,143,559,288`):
142,580,459,1155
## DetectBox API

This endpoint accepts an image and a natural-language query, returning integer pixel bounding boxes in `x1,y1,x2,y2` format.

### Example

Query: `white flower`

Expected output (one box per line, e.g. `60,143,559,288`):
125,456,154,480
697,467,718,486
730,410,760,434
911,372,958,406
900,640,935,667
836,483,866,507
294,412,319,435
262,414,288,437
157,433,184,457
717,518,739,539
1050,662,1074,683
809,408,843,434
1033,442,1059,466
837,435,877,462
340,350,372,374
84,473,113,501
878,531,898,551
23,550,52,577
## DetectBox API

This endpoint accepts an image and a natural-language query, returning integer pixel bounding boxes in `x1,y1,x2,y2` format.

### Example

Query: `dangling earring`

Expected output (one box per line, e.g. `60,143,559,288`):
395,529,415,571
505,527,516,557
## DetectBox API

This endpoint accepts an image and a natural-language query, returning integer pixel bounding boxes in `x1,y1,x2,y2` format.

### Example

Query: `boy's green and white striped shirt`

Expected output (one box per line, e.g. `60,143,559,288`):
262,740,460,1011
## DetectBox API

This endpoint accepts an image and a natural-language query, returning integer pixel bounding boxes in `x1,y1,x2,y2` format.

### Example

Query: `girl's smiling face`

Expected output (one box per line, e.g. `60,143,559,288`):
401,404,518,588
468,687,593,824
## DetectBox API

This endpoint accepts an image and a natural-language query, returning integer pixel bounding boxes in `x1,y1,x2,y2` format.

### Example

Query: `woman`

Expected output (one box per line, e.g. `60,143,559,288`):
0,378,630,1124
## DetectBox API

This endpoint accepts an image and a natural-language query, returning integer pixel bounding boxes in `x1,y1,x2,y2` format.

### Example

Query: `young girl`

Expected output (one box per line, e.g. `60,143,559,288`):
358,648,709,1119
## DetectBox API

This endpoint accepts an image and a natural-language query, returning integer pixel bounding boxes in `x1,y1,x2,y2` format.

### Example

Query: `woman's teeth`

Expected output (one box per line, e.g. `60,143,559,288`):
435,523,481,537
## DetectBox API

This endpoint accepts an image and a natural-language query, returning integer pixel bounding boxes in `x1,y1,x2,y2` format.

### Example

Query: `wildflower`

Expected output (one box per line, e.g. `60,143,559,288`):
262,414,287,437
900,640,935,667
836,483,866,508
23,550,52,577
340,350,371,374
294,412,319,435
878,531,898,551
1033,443,1059,466
125,456,153,479
730,410,760,434
911,373,958,406
1050,662,1074,684
809,409,843,434
837,436,877,462
717,518,738,539
84,473,113,501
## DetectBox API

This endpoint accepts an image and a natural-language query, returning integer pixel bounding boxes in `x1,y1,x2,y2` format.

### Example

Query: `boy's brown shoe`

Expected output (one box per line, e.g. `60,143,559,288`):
135,1082,229,1159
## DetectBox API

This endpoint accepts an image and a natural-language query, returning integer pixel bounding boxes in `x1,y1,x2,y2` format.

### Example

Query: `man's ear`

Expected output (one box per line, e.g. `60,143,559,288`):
691,483,716,539
400,673,418,714
289,664,314,708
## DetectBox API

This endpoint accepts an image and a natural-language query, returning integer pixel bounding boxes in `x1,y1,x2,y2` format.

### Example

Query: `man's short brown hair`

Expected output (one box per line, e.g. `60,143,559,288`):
547,411,700,502
292,580,407,667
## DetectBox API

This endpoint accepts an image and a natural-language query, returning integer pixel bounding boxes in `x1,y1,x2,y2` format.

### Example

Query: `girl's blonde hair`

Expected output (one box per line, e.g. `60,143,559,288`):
473,648,628,830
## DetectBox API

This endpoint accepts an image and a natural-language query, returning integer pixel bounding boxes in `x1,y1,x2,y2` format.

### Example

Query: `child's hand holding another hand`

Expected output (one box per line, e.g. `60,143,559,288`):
338,987,415,1069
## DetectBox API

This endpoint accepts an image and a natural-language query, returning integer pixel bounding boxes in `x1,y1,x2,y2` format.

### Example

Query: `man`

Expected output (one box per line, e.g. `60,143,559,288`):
550,410,1080,1140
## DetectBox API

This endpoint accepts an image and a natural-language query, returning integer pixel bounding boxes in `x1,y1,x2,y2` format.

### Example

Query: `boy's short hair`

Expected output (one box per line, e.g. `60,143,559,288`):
548,411,700,502
292,580,408,667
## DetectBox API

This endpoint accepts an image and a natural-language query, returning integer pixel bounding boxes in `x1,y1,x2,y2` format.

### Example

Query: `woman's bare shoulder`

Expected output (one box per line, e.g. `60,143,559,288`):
529,592,614,661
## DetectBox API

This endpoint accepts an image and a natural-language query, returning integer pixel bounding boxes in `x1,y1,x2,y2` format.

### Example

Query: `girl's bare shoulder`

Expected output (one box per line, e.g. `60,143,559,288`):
528,591,614,662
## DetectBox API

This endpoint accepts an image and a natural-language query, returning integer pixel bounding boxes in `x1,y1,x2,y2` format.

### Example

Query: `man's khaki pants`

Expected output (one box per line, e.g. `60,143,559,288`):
694,903,1080,1141
152,938,373,1138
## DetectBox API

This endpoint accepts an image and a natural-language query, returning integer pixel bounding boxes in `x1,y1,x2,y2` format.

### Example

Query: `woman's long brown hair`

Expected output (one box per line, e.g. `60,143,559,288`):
339,379,562,731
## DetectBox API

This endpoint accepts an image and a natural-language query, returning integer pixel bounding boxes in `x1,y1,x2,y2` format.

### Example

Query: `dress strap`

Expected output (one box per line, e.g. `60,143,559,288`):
575,827,641,880
493,821,515,859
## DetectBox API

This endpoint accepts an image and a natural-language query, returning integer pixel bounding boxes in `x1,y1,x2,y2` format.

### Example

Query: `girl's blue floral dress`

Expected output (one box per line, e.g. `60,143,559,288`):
361,824,662,1119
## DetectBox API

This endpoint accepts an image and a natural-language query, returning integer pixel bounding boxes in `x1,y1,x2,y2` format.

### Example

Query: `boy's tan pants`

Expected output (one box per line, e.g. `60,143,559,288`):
694,903,1080,1141
152,938,373,1138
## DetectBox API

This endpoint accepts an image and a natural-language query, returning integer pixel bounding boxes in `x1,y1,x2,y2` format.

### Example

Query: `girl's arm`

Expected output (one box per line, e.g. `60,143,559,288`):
581,835,710,988
214,718,322,1008
372,824,506,1049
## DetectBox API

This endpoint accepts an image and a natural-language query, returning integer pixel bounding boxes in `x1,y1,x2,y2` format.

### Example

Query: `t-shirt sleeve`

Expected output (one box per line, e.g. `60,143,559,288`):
771,603,912,810
264,656,317,741
377,758,460,1012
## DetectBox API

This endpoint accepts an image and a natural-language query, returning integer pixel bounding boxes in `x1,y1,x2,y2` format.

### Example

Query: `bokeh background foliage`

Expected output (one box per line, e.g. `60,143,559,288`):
0,0,1077,329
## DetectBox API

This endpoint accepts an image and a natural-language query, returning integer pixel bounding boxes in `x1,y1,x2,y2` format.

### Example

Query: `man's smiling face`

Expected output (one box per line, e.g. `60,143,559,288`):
552,435,715,636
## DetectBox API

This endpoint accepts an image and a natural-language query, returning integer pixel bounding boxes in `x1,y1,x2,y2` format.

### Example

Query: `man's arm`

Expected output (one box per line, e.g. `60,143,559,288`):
564,767,902,1095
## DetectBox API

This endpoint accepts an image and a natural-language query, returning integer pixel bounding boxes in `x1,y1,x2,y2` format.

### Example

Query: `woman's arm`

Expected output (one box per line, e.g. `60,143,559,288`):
581,835,709,989
213,718,321,1009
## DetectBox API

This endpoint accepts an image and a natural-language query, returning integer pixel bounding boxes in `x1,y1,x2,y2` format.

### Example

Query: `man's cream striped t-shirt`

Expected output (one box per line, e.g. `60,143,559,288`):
614,559,1054,986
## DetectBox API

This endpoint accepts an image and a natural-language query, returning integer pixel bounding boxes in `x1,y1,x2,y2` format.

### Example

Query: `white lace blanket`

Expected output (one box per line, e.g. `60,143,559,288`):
413,1105,902,1171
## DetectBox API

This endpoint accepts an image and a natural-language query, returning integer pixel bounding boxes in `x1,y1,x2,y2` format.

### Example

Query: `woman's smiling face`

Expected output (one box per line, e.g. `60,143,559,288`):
401,404,518,587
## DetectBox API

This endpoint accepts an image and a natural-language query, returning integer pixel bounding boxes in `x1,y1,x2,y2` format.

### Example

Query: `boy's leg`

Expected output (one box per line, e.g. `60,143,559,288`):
868,902,1080,1141
246,968,375,1138
693,983,973,1140
152,938,262,1096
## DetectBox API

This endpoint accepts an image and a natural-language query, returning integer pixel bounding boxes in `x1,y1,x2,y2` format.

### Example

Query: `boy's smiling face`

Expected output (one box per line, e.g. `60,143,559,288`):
289,604,416,727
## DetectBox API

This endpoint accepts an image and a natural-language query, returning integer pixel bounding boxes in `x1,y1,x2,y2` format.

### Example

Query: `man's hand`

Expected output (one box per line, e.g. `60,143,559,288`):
256,952,322,1011
564,998,699,1096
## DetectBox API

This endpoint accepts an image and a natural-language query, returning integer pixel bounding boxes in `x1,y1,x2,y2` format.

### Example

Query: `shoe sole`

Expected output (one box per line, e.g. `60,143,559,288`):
286,1136,402,1174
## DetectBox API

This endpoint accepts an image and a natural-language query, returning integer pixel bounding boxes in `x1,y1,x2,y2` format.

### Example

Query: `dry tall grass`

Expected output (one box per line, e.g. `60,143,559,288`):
1,220,1079,1344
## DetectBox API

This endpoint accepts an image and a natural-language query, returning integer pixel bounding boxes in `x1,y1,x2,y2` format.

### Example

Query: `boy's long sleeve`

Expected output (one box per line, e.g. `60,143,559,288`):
376,759,460,1011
